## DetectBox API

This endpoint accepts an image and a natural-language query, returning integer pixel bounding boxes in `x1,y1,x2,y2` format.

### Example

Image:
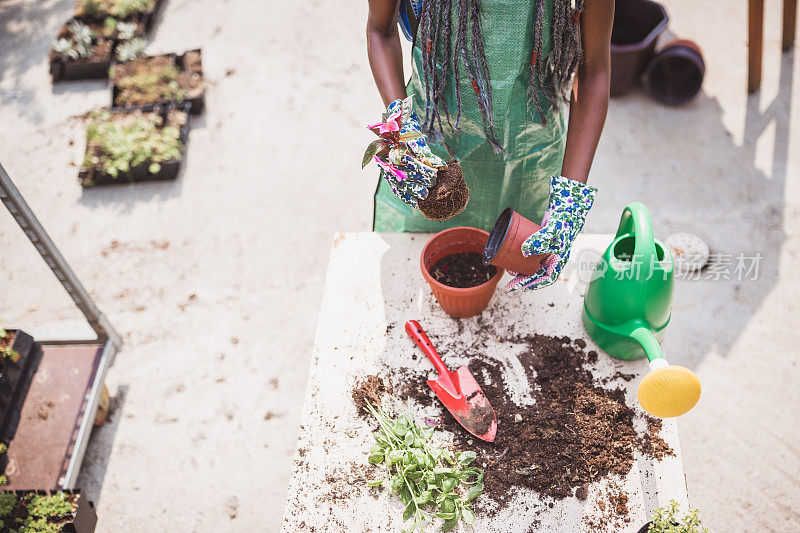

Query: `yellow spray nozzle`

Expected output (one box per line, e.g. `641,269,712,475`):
638,364,701,418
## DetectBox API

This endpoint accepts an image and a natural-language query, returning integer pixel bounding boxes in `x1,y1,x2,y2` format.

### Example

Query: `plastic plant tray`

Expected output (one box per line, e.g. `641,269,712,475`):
3,341,114,490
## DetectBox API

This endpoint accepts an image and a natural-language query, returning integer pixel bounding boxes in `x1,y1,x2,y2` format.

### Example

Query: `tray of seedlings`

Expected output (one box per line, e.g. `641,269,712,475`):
0,490,97,532
73,0,162,34
111,49,205,114
50,20,114,82
78,103,191,187
0,325,42,445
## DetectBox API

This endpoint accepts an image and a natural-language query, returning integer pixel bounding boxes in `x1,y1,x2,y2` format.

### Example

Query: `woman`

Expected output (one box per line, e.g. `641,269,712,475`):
366,0,612,290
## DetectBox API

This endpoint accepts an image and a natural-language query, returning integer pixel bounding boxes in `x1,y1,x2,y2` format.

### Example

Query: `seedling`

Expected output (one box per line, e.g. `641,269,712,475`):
52,20,95,60
83,110,184,178
115,63,186,106
647,500,708,533
116,37,147,62
365,398,483,532
109,0,154,18
104,17,138,40
0,322,19,363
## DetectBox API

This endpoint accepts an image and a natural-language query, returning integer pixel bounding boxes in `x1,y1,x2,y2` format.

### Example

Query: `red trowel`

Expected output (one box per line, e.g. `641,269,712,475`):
405,320,497,442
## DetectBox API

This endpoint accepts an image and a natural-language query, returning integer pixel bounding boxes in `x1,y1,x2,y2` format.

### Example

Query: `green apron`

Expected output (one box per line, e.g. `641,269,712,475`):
373,0,566,233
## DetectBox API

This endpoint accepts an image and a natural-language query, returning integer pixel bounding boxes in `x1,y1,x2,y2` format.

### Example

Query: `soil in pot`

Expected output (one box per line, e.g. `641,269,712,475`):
397,327,674,509
113,54,186,107
418,161,469,221
431,251,497,288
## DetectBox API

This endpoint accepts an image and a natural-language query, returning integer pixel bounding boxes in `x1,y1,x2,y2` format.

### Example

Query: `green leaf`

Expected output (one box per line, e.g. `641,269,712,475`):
441,477,458,493
393,422,409,437
366,479,384,487
464,482,483,503
434,512,456,520
368,453,384,465
433,468,454,475
457,451,477,466
388,450,404,465
441,516,459,532
414,490,431,504
461,506,476,524
362,139,387,168
404,432,414,446
439,497,456,514
391,475,404,493
403,500,415,522
370,444,383,454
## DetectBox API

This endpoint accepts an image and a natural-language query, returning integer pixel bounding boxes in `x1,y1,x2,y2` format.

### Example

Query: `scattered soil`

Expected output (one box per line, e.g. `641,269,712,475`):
351,375,390,415
430,252,497,288
418,161,469,221
399,333,667,509
461,395,494,437
584,479,633,532
636,415,675,459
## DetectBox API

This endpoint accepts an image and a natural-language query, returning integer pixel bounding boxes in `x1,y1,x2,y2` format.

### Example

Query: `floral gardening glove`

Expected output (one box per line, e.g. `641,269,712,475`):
506,176,597,291
364,96,445,208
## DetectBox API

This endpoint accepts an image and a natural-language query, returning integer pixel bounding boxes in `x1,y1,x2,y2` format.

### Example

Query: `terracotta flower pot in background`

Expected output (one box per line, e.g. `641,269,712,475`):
420,227,504,318
643,39,705,106
483,207,548,276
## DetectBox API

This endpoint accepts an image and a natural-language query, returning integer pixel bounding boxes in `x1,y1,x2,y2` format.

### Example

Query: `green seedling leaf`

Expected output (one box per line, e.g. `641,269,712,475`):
399,130,423,142
434,512,456,520
462,507,476,524
433,468,454,475
370,444,383,454
403,500,415,522
366,479,384,487
404,432,415,446
362,139,387,168
391,475,404,494
393,422,409,437
442,477,459,493
439,497,456,514
464,482,483,503
388,450,405,465
415,490,431,505
441,516,459,532
457,451,477,466
368,453,384,465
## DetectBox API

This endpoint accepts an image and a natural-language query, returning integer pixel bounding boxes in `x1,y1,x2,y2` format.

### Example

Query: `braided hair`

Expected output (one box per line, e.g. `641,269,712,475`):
417,0,586,153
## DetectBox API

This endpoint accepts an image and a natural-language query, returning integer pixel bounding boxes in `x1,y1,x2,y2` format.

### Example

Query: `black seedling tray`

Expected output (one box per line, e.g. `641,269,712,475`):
78,103,192,187
0,330,42,443
50,40,113,83
111,49,205,114
1,489,97,533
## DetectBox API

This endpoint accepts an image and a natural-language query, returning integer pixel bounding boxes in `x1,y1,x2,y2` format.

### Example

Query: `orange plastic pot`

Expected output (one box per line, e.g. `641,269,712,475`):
483,207,548,276
420,227,504,318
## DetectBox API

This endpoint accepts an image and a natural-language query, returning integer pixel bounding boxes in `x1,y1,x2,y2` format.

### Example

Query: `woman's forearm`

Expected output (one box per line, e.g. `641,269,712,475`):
561,68,609,184
367,0,407,107
559,0,613,184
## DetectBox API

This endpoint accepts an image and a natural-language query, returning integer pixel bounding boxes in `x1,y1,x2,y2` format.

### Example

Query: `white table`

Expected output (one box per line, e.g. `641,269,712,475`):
282,233,689,532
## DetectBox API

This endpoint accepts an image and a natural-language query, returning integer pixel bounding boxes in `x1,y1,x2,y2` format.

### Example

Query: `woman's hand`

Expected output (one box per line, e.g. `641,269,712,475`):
367,0,407,106
506,176,597,291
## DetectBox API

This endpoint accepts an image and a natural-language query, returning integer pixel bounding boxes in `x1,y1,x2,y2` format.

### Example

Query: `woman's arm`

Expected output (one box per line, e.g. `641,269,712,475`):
560,0,614,184
367,0,407,107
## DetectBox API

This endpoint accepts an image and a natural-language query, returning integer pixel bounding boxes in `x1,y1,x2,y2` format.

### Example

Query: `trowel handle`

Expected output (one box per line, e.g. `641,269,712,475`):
405,320,450,377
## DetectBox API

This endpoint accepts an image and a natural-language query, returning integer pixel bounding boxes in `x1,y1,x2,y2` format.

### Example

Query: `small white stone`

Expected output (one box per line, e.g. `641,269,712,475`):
514,414,523,422
467,439,473,445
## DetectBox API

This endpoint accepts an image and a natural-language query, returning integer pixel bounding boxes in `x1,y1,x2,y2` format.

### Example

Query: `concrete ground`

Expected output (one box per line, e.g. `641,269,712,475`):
0,0,797,531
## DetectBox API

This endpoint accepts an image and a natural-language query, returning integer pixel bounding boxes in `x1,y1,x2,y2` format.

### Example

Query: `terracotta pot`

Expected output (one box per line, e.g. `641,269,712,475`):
643,38,705,105
483,207,547,276
420,227,504,318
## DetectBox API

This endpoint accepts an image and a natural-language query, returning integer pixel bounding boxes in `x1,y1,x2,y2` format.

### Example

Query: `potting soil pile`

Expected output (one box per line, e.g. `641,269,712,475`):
431,251,497,288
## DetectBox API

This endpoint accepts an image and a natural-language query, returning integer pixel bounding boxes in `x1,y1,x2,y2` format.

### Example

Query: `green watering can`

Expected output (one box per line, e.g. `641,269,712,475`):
582,203,701,418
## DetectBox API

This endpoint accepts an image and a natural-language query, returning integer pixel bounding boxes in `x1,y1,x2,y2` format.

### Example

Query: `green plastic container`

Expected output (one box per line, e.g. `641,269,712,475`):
582,202,673,362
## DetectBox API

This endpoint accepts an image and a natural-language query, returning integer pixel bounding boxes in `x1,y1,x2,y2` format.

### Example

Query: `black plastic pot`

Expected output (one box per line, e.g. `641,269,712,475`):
610,0,669,96
1,490,97,532
0,330,42,442
643,39,705,105
78,103,192,187
50,40,113,83
111,49,205,115
637,523,651,533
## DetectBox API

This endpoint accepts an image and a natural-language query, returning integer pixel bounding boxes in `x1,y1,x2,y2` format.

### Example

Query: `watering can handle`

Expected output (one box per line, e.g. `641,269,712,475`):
615,202,658,275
